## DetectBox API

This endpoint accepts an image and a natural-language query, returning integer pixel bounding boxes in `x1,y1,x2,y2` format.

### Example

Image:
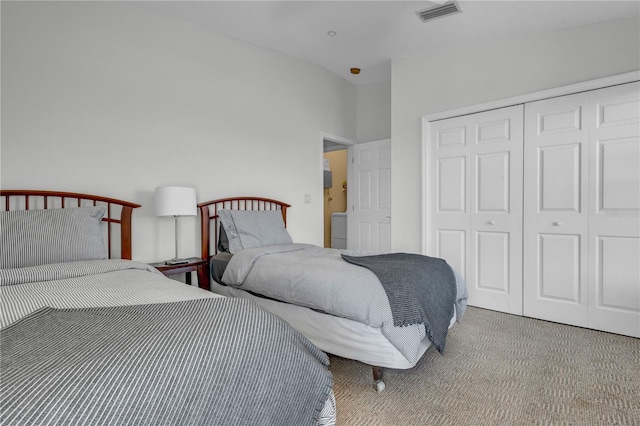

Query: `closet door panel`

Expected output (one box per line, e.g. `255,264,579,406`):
597,237,639,308
524,92,590,326
436,229,466,278
525,81,640,337
434,155,468,277
437,156,467,212
476,152,510,212
470,107,523,315
596,137,639,210
539,143,582,212
538,233,582,305
431,105,523,315
587,82,640,337
475,231,510,291
591,235,640,337
431,115,472,283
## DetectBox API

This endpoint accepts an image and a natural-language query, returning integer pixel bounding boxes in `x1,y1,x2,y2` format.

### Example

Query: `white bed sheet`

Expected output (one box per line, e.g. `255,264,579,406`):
210,280,455,369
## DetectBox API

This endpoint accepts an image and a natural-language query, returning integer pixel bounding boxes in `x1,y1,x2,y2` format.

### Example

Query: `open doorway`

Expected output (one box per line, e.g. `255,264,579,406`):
321,133,354,248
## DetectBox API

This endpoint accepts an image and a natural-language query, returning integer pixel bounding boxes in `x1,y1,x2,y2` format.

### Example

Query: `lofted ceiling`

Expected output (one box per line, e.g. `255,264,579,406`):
131,1,640,85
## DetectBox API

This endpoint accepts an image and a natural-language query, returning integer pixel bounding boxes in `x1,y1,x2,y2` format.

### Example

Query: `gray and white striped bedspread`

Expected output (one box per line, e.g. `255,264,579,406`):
1,260,335,425
1,299,333,426
0,260,218,329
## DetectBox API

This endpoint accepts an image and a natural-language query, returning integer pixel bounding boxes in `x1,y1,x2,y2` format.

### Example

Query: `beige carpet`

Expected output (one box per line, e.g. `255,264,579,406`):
329,307,640,425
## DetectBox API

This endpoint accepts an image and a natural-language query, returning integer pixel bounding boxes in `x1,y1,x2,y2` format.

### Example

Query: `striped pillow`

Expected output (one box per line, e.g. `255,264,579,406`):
1,207,107,269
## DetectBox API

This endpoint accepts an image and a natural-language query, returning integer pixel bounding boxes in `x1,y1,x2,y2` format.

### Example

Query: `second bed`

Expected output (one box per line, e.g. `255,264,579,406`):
199,197,468,391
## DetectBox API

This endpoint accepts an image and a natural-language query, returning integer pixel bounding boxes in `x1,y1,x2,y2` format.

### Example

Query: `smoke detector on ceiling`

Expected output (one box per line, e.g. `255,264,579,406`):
416,1,462,23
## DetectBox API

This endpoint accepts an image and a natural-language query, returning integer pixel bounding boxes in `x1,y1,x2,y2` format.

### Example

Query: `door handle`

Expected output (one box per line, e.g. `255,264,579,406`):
553,221,562,226
487,220,496,225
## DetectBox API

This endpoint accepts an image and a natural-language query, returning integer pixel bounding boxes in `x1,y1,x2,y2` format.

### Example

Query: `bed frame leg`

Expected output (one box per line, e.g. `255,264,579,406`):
372,366,385,393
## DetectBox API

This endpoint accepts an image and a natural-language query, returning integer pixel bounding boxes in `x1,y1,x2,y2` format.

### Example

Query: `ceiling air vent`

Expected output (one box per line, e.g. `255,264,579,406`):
416,1,461,23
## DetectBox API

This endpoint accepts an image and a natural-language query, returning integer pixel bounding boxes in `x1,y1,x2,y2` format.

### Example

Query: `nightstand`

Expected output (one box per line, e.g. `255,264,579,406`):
149,257,209,290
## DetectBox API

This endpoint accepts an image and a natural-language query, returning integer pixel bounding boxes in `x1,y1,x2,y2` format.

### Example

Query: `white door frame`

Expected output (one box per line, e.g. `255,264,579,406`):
421,71,640,255
320,132,355,244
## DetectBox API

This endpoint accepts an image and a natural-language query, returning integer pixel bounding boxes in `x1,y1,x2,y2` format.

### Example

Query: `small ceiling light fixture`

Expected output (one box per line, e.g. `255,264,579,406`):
350,68,361,75
327,30,337,37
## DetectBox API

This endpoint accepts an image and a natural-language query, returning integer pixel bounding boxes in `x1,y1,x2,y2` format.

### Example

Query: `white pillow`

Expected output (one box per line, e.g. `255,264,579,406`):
217,209,292,254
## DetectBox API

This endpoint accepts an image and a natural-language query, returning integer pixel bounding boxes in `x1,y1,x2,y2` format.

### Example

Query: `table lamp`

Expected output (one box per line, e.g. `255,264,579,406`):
154,186,197,264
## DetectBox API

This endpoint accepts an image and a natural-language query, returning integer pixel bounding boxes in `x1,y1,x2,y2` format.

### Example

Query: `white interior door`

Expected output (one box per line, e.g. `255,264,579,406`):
349,139,391,252
430,106,524,315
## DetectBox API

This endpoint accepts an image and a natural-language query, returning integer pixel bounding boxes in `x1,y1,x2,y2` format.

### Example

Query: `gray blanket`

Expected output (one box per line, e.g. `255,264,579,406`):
342,253,456,353
1,298,332,426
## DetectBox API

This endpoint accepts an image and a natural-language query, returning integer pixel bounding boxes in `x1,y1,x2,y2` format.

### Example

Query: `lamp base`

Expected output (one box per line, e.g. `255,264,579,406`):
165,258,189,265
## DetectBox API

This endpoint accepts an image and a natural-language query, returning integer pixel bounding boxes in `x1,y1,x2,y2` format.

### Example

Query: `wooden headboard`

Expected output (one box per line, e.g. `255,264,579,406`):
198,197,291,260
1,190,141,260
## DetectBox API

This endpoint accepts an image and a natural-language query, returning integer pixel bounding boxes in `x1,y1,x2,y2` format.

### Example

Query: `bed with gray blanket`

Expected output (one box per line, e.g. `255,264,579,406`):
1,190,336,426
199,197,469,392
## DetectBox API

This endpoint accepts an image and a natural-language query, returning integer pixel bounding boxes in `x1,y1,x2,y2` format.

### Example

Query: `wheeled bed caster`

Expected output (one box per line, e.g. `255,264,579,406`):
372,366,385,392
373,379,386,393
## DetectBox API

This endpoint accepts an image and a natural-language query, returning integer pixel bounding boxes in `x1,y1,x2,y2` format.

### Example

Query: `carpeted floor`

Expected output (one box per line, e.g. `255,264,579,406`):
328,307,640,425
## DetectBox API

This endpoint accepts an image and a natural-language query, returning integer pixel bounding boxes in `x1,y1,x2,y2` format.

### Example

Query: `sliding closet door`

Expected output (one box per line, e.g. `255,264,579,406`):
524,82,640,337
430,105,524,315
587,82,640,337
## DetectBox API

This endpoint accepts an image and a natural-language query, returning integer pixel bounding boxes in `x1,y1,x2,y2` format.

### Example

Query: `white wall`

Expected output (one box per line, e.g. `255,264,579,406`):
1,2,356,262
356,82,391,143
390,17,640,253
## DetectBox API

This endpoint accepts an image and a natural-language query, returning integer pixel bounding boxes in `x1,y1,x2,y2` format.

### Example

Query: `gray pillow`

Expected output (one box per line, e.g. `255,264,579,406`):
1,206,107,269
217,209,292,254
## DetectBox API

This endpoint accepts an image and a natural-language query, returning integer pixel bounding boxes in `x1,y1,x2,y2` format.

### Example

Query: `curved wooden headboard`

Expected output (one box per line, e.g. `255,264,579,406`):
198,197,291,261
1,190,141,260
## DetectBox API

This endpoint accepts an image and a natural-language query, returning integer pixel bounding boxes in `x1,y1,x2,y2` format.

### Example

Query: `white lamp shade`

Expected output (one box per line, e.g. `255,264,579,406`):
154,186,197,217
